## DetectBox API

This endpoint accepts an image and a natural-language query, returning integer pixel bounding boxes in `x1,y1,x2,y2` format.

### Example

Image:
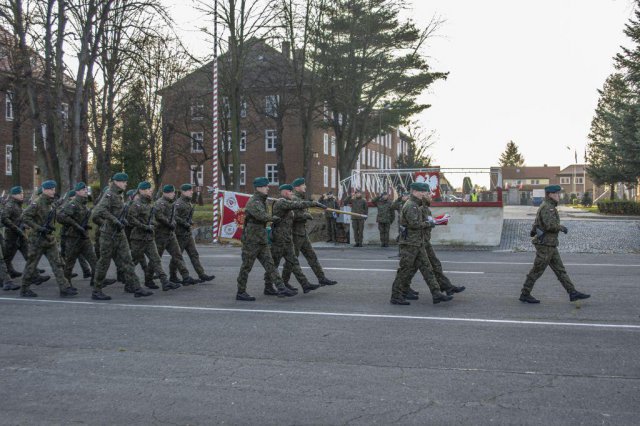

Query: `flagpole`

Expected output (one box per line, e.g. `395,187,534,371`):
212,0,220,243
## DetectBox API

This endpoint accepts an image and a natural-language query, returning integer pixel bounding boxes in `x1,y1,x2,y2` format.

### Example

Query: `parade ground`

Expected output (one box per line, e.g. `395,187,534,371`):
1,245,639,425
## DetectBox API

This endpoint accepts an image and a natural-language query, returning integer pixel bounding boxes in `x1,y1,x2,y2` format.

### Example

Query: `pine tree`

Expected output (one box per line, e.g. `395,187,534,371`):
498,141,525,167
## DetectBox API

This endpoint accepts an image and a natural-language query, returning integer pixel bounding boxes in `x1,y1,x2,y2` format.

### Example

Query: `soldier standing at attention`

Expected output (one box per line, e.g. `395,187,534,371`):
372,192,394,247
264,184,323,296
91,173,153,300
236,177,296,301
345,189,368,247
389,182,452,306
318,191,338,242
169,184,215,284
127,181,181,292
282,178,337,287
519,185,590,304
20,180,76,298
154,185,198,286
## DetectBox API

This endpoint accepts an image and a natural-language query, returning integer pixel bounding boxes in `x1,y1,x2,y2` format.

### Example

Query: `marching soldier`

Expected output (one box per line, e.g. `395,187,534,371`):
1,186,30,278
91,173,153,300
20,180,76,298
389,182,452,305
127,181,181,292
154,185,198,286
264,184,323,296
0,188,20,291
345,189,368,247
319,191,338,242
169,184,215,283
519,185,590,304
282,178,337,287
372,192,394,247
235,177,296,301
58,189,93,280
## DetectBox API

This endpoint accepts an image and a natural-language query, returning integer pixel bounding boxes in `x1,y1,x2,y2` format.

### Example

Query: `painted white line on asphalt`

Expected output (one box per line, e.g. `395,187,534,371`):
301,267,483,274
1,297,639,330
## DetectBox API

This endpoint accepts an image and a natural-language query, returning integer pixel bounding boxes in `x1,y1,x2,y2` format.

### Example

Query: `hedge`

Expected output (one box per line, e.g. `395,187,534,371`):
596,200,640,215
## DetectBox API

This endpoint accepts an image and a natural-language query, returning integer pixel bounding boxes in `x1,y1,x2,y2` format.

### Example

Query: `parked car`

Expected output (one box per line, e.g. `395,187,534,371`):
443,194,463,202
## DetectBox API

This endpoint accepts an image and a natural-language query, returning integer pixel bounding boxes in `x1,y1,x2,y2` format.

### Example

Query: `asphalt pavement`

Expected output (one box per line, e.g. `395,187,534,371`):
1,245,639,425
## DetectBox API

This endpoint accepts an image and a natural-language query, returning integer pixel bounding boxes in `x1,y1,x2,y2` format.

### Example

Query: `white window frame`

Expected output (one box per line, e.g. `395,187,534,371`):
361,150,365,165
228,163,247,186
5,145,12,175
575,177,584,184
560,177,570,185
323,133,329,155
331,136,336,157
5,91,14,121
190,100,204,120
265,164,278,185
265,95,279,117
265,129,277,152
190,164,204,186
240,98,247,118
240,130,247,151
191,132,204,153
323,101,329,122
323,166,329,187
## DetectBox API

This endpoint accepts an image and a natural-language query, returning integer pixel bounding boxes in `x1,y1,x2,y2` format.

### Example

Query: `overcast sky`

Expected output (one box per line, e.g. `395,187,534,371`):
164,0,635,171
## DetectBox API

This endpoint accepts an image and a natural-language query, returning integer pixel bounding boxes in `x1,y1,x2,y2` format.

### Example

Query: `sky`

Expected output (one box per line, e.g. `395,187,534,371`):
162,0,635,173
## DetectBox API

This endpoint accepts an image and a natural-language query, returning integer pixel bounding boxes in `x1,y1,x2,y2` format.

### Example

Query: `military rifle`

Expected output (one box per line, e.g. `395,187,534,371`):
38,208,57,238
145,206,156,232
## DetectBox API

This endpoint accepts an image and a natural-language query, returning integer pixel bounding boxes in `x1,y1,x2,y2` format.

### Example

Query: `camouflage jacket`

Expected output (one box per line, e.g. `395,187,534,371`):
398,195,431,247
242,191,276,246
173,195,194,237
534,198,563,247
271,197,314,245
291,191,312,237
420,201,435,243
127,194,156,241
318,195,338,218
154,196,176,237
58,195,91,239
1,197,24,236
92,183,127,234
345,195,368,219
373,195,395,224
22,195,58,247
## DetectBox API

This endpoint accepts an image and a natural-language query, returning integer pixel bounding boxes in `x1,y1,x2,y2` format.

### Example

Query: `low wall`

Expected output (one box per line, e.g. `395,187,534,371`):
363,205,504,246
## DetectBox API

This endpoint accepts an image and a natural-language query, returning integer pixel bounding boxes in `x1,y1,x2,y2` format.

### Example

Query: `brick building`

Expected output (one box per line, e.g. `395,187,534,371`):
160,41,408,199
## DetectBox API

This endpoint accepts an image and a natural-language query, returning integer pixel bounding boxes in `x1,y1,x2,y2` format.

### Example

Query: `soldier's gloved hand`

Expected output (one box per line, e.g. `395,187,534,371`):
271,216,281,224
314,201,327,209
560,225,568,234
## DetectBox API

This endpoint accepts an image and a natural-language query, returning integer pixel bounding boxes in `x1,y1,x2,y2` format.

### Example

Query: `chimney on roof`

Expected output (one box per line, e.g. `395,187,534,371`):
281,41,290,59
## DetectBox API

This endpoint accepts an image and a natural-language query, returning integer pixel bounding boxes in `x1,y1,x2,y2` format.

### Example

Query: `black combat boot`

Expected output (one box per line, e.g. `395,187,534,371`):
519,293,540,304
264,284,279,296
432,292,453,304
236,292,256,301
83,272,93,279
37,268,45,274
319,277,337,286
20,289,38,297
60,287,78,298
198,274,215,283
284,282,298,294
302,283,320,293
390,297,410,305
569,291,591,302
276,285,296,298
33,275,51,286
145,280,160,289
404,291,419,300
103,278,117,287
161,278,181,291
134,287,153,298
182,276,198,286
92,290,112,301
407,287,419,296
71,273,78,278
446,285,466,296
3,281,20,291
9,270,22,278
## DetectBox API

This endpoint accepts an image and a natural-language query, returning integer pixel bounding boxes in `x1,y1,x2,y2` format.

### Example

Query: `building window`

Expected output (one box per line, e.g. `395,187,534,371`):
191,132,204,153
560,177,570,185
61,103,69,122
266,164,278,185
221,97,230,118
323,101,329,122
331,167,336,188
323,166,329,187
226,130,247,151
190,164,204,186
265,95,279,117
331,136,336,157
240,99,247,118
323,133,329,155
5,145,12,175
575,177,584,184
5,91,14,121
228,163,247,186
190,100,204,120
361,150,365,165
265,129,277,152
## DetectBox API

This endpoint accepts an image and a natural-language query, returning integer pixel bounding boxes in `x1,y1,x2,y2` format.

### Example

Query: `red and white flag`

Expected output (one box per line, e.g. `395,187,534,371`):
434,213,450,226
218,191,251,241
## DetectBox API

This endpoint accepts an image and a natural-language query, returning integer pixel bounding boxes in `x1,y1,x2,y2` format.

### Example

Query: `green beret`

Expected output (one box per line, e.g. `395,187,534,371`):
180,183,193,191
41,180,57,190
138,181,151,190
68,190,76,197
163,184,175,193
126,189,136,197
253,177,270,187
410,182,430,192
112,172,129,182
291,177,305,187
10,186,22,195
279,184,293,191
545,185,562,193
74,182,86,191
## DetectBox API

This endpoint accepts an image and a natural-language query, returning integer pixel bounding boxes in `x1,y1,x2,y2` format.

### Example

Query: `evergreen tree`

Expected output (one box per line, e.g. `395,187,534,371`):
498,140,525,167
462,177,473,194
115,81,149,185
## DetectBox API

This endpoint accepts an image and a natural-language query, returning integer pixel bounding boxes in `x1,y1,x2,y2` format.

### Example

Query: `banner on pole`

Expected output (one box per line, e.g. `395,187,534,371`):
414,172,441,199
218,191,251,241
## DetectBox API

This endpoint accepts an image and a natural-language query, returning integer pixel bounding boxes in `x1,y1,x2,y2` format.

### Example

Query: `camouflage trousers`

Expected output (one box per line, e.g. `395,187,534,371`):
156,232,189,280
282,233,326,284
169,232,205,280
391,244,438,299
325,217,336,241
22,239,70,291
237,243,283,293
3,230,28,274
265,240,311,288
94,229,141,291
422,242,454,292
522,245,576,295
63,237,97,282
0,239,13,284
130,238,167,283
61,236,92,276
378,223,391,246
352,219,365,245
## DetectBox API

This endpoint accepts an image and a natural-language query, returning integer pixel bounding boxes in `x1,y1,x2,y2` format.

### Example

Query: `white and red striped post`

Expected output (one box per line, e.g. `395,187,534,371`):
211,0,220,243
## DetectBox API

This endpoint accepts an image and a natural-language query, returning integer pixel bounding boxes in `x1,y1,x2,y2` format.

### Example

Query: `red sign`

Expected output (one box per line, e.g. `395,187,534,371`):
414,172,441,199
218,191,251,241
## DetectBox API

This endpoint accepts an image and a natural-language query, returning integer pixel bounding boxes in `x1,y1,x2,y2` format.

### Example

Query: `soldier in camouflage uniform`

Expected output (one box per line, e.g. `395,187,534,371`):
154,185,198,286
282,178,337,287
0,187,20,291
345,189,368,247
168,184,215,283
58,182,97,288
319,192,338,242
127,181,181,292
59,190,93,280
389,182,452,305
519,185,590,304
373,192,394,247
264,184,323,296
20,180,76,298
90,173,153,300
1,186,30,278
236,177,296,301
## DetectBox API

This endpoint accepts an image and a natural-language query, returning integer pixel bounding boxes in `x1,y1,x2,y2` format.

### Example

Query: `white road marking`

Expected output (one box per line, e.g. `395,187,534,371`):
301,267,483,274
1,297,639,330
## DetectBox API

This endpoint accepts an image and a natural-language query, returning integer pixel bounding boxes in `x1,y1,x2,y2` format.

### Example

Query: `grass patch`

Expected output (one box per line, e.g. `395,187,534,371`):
568,205,598,213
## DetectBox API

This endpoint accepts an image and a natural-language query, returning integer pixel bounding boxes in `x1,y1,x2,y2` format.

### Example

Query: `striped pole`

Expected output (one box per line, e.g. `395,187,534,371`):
212,0,220,243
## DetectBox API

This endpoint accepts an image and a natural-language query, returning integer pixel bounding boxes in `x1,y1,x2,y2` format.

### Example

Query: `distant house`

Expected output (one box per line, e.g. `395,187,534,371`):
501,165,560,205
556,164,611,201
